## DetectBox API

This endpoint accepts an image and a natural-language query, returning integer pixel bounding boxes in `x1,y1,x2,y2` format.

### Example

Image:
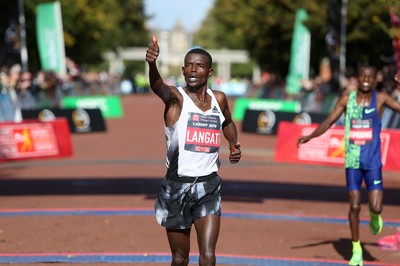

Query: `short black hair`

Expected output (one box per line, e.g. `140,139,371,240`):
185,48,213,68
358,65,376,76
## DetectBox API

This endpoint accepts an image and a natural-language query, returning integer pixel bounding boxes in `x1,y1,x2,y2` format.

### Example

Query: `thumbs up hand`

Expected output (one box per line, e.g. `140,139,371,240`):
146,35,159,64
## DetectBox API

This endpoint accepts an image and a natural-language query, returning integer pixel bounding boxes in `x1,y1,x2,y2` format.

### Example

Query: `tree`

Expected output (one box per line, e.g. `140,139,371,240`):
193,0,399,77
0,0,150,71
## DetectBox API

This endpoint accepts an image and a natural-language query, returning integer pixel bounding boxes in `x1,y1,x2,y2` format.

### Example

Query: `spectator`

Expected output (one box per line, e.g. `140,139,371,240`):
15,71,36,110
0,65,19,121
36,71,63,109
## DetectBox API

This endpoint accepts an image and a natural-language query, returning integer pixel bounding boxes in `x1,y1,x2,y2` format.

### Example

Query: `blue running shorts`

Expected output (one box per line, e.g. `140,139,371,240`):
346,168,383,192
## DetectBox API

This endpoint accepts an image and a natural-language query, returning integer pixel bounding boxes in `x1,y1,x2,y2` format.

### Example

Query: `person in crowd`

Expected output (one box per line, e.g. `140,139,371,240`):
0,65,19,121
35,71,63,109
0,68,14,122
145,35,241,266
15,71,37,110
297,66,400,266
381,72,400,128
134,72,150,93
7,64,21,89
392,73,400,101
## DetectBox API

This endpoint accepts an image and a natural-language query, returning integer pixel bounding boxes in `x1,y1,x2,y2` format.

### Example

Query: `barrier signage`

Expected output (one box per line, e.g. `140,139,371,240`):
61,96,123,118
242,109,327,135
232,98,301,121
0,118,73,161
275,122,400,172
22,108,106,133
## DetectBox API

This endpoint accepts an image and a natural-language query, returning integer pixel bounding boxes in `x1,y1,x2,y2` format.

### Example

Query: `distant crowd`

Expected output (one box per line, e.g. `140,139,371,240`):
0,58,151,122
244,60,400,128
247,59,399,114
1,58,399,126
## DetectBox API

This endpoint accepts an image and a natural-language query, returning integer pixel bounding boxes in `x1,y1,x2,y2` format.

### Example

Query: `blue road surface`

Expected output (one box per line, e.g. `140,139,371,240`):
0,208,399,265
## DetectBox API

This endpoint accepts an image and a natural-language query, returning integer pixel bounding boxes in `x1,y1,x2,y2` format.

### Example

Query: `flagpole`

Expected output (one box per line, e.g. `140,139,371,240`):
17,0,28,72
339,0,348,88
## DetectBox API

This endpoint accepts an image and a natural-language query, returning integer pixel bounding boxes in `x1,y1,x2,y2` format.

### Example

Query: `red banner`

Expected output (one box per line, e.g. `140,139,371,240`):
0,118,73,162
275,122,400,172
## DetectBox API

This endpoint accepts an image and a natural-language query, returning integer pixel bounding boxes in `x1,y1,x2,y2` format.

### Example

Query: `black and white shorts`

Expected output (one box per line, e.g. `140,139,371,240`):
154,173,221,229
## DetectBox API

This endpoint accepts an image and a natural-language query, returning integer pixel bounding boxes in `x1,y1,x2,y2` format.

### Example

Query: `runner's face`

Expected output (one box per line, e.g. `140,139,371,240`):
182,53,212,89
358,67,376,93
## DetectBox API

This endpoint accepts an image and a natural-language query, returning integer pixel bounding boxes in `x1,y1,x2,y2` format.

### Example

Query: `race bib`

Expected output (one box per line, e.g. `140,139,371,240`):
349,119,372,145
185,112,221,153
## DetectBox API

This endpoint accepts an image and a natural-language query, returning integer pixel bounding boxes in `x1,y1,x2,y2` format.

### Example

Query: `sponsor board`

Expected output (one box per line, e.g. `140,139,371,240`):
275,122,400,172
242,109,327,135
232,98,301,121
0,118,73,161
61,95,123,118
22,108,106,133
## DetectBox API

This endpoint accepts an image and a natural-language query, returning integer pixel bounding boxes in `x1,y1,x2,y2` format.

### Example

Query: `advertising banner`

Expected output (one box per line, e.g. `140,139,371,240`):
242,109,327,135
61,95,123,118
275,122,400,172
286,8,311,95
21,108,106,133
0,118,73,162
232,97,301,121
36,1,66,76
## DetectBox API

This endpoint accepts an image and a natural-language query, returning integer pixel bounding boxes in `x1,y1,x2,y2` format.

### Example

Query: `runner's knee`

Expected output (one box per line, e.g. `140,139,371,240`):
370,202,383,214
171,253,189,266
349,202,361,213
199,251,216,266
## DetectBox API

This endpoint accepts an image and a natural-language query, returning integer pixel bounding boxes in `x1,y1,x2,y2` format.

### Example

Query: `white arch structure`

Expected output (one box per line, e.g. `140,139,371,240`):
103,47,260,83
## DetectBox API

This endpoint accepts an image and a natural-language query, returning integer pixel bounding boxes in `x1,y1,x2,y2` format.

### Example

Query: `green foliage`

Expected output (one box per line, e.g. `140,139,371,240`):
0,0,149,71
1,0,398,77
231,63,254,78
193,0,400,76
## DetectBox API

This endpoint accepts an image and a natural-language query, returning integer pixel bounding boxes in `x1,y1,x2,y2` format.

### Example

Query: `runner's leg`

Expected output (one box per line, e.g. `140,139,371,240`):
348,190,362,241
166,228,191,266
194,214,220,266
368,189,383,215
348,190,363,265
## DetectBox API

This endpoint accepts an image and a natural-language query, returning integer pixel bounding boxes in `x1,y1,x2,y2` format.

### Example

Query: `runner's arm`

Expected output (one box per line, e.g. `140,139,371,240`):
297,94,348,146
145,35,178,104
215,90,241,164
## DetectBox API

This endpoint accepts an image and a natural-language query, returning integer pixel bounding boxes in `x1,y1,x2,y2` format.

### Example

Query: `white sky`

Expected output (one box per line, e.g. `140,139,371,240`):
144,0,215,32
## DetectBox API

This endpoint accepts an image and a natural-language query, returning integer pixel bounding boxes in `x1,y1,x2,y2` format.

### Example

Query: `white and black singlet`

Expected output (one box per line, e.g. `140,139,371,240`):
164,87,225,178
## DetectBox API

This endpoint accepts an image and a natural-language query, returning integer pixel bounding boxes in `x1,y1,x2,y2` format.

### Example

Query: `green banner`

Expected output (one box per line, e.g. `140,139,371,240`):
232,97,301,121
61,96,124,118
36,1,66,76
286,8,311,95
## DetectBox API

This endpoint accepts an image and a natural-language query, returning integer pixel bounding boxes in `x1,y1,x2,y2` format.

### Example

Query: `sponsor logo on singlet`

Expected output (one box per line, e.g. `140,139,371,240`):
365,108,375,114
212,106,220,113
